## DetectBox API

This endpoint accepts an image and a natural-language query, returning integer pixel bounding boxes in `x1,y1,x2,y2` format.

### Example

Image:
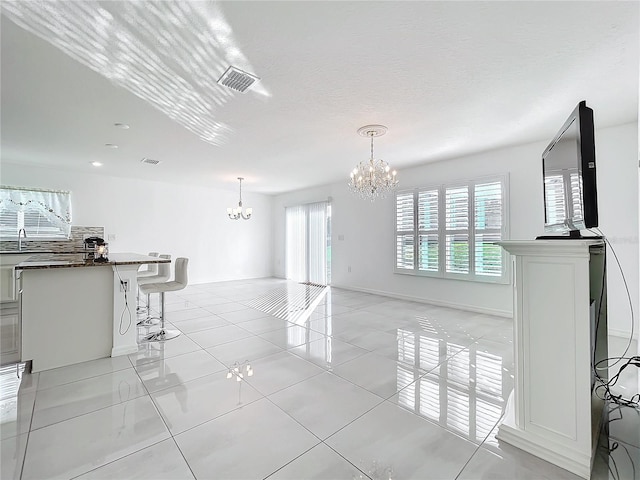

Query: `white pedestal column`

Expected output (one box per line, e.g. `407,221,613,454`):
497,240,607,479
111,264,140,357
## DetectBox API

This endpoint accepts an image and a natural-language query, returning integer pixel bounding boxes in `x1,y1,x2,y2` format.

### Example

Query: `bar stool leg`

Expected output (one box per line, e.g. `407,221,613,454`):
143,292,181,342
137,291,159,326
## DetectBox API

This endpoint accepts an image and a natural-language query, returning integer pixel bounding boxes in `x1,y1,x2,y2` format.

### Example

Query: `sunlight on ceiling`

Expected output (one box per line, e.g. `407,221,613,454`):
1,0,270,147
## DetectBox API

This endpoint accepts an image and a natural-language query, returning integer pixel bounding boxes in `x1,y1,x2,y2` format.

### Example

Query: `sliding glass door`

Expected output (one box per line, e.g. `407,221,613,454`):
285,201,331,285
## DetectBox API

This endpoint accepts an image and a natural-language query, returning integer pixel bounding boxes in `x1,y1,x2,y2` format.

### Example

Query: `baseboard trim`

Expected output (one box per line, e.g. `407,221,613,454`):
111,345,138,357
497,424,591,479
329,283,512,318
608,327,638,340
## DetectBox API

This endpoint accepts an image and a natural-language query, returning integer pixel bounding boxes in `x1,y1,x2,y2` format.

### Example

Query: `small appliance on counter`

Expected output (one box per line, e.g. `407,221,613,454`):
95,242,109,263
84,237,108,262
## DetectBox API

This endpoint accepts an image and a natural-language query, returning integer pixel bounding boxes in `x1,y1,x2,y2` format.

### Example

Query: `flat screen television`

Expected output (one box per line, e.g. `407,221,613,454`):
539,101,598,239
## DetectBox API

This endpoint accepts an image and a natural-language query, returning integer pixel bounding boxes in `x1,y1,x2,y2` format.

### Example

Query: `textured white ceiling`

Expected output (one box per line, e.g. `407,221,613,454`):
1,1,638,194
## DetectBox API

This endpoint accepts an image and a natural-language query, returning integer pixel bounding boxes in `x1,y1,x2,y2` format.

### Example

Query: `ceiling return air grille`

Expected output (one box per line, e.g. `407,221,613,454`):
140,157,161,165
217,66,259,93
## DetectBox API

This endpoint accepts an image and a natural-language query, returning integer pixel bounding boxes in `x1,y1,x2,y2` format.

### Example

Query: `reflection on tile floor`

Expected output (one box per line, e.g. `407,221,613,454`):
0,278,638,479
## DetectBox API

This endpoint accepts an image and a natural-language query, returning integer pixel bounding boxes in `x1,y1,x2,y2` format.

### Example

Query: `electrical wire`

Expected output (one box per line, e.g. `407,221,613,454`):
590,228,636,363
113,263,132,335
587,228,639,408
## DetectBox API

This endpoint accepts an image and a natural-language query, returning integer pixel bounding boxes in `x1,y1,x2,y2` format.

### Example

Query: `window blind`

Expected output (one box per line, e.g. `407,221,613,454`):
445,186,469,274
418,190,438,272
285,201,330,285
394,175,507,282
0,187,72,239
474,182,503,277
396,192,415,270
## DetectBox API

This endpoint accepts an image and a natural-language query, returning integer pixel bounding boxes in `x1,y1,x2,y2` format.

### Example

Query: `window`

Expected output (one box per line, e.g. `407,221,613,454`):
285,201,331,285
0,186,72,240
395,176,508,282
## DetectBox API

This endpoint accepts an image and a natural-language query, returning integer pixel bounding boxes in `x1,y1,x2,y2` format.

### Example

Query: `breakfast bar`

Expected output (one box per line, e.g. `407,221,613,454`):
15,253,170,372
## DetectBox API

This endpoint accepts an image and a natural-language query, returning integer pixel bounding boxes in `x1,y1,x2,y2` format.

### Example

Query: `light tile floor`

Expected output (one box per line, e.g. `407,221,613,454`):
1,278,638,479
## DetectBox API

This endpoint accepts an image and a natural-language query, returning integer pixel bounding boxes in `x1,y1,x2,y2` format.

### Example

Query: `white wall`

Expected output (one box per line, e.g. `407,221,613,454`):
273,123,639,332
596,123,639,339
1,163,274,284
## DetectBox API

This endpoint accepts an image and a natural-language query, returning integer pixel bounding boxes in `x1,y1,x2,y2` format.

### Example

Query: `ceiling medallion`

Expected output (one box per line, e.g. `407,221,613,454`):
348,124,398,201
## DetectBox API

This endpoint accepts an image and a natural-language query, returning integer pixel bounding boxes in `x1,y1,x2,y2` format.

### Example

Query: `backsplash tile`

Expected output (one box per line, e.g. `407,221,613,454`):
0,226,104,253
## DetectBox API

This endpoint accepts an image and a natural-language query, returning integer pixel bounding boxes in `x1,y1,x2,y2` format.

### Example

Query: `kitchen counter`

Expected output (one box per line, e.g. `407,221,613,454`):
18,253,169,372
15,253,171,270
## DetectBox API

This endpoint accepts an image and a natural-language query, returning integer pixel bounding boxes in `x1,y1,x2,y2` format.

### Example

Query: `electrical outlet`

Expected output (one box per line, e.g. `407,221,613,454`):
348,266,352,273
107,234,117,241
119,280,129,292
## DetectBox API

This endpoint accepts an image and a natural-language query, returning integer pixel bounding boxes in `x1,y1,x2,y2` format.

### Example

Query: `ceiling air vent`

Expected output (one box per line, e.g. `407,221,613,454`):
217,66,259,93
140,157,161,165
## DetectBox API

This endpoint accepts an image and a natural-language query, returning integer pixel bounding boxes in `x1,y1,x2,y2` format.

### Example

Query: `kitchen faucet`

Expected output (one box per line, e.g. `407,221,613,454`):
18,228,27,251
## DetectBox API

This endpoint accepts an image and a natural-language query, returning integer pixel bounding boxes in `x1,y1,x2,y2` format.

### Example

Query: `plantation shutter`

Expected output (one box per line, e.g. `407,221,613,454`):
418,190,438,272
396,192,415,270
394,175,507,282
474,182,503,277
445,186,469,274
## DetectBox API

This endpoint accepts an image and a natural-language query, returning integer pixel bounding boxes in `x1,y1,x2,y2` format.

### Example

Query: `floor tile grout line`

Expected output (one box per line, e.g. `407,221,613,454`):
144,386,199,480
34,363,133,392
452,443,485,480
66,438,171,480
154,392,266,439
27,389,149,434
260,443,324,480
320,442,376,480
28,364,153,434
17,373,39,480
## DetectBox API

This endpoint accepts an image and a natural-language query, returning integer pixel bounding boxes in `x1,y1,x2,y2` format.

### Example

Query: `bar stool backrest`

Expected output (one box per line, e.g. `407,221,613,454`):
157,254,171,282
174,257,189,288
147,252,159,275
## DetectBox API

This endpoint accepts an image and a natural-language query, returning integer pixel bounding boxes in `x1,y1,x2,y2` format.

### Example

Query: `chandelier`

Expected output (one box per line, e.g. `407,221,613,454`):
227,177,252,220
348,124,398,200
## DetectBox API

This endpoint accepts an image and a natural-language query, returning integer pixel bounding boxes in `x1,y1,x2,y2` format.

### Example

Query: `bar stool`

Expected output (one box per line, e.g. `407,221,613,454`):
140,257,188,342
137,254,171,326
136,252,159,313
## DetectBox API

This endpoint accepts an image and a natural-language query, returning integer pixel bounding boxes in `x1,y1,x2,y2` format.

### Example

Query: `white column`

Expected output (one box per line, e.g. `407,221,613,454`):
111,264,140,356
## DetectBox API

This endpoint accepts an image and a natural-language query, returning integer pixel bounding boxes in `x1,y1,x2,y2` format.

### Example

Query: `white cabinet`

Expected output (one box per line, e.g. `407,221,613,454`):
0,254,26,365
0,254,24,302
0,304,19,364
497,240,607,479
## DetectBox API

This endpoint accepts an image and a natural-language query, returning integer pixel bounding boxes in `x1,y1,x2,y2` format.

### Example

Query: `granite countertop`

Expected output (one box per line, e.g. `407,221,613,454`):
1,250,60,255
15,253,170,270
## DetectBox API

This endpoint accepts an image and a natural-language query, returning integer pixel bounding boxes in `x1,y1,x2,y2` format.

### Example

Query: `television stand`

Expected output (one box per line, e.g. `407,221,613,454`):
496,239,607,479
535,235,603,240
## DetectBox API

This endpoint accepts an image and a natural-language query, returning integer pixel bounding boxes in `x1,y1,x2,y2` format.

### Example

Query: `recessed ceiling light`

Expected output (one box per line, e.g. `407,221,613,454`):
104,143,118,149
114,123,130,129
91,161,103,167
